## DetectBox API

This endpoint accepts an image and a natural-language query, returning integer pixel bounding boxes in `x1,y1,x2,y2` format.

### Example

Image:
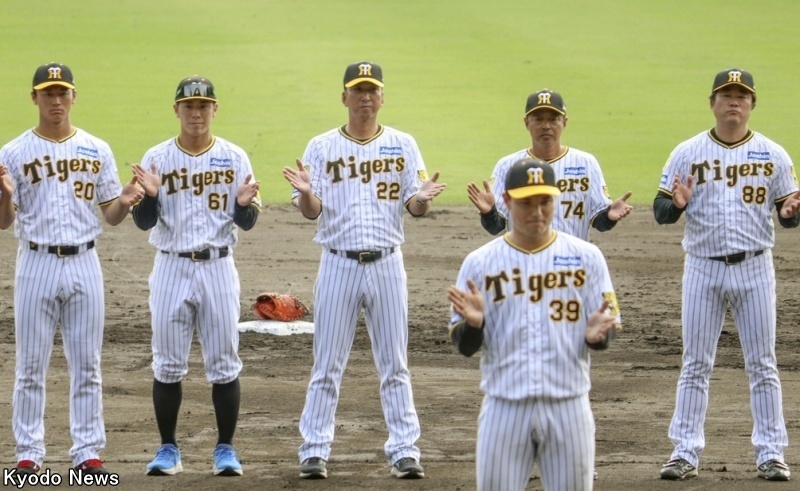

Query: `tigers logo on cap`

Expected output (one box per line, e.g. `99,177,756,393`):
525,89,566,116
505,158,561,199
712,68,755,93
32,62,75,90
343,61,384,88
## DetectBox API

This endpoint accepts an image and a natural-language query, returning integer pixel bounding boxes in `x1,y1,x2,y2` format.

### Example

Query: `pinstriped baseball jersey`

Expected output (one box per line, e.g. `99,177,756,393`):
450,231,621,400
658,130,798,257
293,125,426,249
490,147,612,240
142,136,260,252
0,128,122,244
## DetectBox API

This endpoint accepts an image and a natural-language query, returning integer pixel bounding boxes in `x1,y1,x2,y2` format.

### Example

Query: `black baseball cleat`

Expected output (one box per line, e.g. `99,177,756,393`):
391,457,425,479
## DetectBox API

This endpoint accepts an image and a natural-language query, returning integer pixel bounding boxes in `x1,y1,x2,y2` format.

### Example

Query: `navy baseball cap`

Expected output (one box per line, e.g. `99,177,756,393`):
505,158,561,199
343,61,383,88
32,62,75,90
175,76,217,103
525,89,566,116
712,68,755,93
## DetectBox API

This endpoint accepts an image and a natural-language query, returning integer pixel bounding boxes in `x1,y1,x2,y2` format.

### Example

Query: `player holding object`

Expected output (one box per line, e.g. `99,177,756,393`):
283,61,446,480
449,158,620,491
468,89,632,240
655,69,800,482
132,76,261,477
0,62,143,475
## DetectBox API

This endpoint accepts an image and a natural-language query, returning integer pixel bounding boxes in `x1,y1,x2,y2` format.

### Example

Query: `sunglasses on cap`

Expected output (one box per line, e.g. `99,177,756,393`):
175,81,217,102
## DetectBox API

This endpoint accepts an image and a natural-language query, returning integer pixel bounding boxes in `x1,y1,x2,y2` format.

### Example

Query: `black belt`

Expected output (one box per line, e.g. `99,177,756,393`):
163,246,229,261
29,241,95,257
709,249,763,265
329,247,395,264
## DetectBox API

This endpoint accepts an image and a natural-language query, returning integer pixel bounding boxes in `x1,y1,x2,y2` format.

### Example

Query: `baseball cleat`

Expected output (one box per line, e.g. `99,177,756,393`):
147,444,183,476
660,458,697,480
74,459,110,475
300,457,328,479
15,460,40,475
758,460,790,481
391,457,425,479
213,444,243,476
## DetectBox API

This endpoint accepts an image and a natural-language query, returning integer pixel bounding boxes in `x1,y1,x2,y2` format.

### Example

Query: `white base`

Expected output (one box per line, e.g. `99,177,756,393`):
238,319,315,336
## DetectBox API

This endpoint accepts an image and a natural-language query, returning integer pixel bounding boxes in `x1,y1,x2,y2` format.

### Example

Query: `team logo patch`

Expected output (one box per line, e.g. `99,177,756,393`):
418,170,429,181
747,151,771,160
563,166,586,176
380,146,402,156
792,166,798,185
602,185,611,199
210,158,232,168
553,255,582,267
76,146,99,159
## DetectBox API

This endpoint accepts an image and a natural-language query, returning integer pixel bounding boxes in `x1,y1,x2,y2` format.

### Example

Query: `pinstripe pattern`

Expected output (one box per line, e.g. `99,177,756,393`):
658,131,797,257
296,125,424,465
661,129,795,468
669,251,787,466
13,246,107,467
142,136,255,383
490,147,612,240
2,127,122,467
0,129,122,245
149,253,242,383
143,136,259,252
293,126,424,249
451,232,618,490
476,395,594,491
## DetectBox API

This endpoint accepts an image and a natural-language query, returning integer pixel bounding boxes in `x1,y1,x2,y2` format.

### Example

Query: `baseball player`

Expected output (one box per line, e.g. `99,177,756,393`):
655,69,800,482
0,62,142,475
449,158,620,491
283,61,446,480
467,89,632,241
131,76,261,477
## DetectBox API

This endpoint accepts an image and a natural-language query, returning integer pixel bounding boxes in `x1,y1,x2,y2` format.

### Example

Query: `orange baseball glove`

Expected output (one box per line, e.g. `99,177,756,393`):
252,292,309,322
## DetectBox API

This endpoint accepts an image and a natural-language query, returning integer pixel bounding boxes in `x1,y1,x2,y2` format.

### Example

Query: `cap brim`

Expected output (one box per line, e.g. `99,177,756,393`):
713,82,755,93
344,77,384,88
175,96,217,103
507,186,561,199
33,81,75,90
525,106,566,117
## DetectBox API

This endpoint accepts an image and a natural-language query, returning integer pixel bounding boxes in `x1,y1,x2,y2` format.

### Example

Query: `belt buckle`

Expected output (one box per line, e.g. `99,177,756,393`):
191,250,203,262
358,251,370,264
57,246,66,258
724,255,732,265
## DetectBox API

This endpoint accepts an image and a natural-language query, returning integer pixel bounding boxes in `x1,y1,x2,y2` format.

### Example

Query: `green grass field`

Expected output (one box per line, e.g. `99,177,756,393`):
3,0,799,205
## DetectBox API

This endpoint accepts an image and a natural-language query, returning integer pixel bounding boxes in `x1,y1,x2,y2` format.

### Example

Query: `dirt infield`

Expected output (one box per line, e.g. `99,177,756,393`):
1,205,799,490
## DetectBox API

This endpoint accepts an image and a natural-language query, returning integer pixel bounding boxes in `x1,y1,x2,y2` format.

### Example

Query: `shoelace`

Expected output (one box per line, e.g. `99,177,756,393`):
156,447,177,460
216,447,238,462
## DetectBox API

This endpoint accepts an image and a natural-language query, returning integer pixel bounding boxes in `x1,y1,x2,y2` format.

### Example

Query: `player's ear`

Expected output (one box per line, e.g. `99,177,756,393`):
342,91,347,106
503,192,512,206
173,103,179,118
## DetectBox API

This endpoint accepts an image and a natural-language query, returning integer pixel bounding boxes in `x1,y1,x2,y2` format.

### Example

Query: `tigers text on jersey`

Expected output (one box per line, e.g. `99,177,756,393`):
293,125,426,249
0,128,122,244
490,147,612,240
450,231,620,400
141,136,260,252
658,130,798,257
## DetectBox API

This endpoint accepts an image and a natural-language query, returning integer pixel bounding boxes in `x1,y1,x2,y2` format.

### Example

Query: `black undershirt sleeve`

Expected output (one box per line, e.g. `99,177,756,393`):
776,199,800,228
449,320,484,357
653,191,685,224
480,206,507,235
590,207,618,232
131,193,159,231
233,202,260,231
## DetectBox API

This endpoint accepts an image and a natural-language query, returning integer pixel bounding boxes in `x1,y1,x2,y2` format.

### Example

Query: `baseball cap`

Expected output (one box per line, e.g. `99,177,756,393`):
32,62,75,90
712,68,755,93
525,89,566,116
175,76,217,103
343,61,384,88
505,158,562,199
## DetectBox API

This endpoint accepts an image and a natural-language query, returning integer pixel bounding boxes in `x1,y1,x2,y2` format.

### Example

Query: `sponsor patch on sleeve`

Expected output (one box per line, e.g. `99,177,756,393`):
417,170,429,181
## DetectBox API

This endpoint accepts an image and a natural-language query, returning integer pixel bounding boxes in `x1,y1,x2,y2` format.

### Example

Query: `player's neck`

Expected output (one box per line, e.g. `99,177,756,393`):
714,124,749,144
35,120,74,142
530,143,564,161
345,120,380,141
177,132,214,154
